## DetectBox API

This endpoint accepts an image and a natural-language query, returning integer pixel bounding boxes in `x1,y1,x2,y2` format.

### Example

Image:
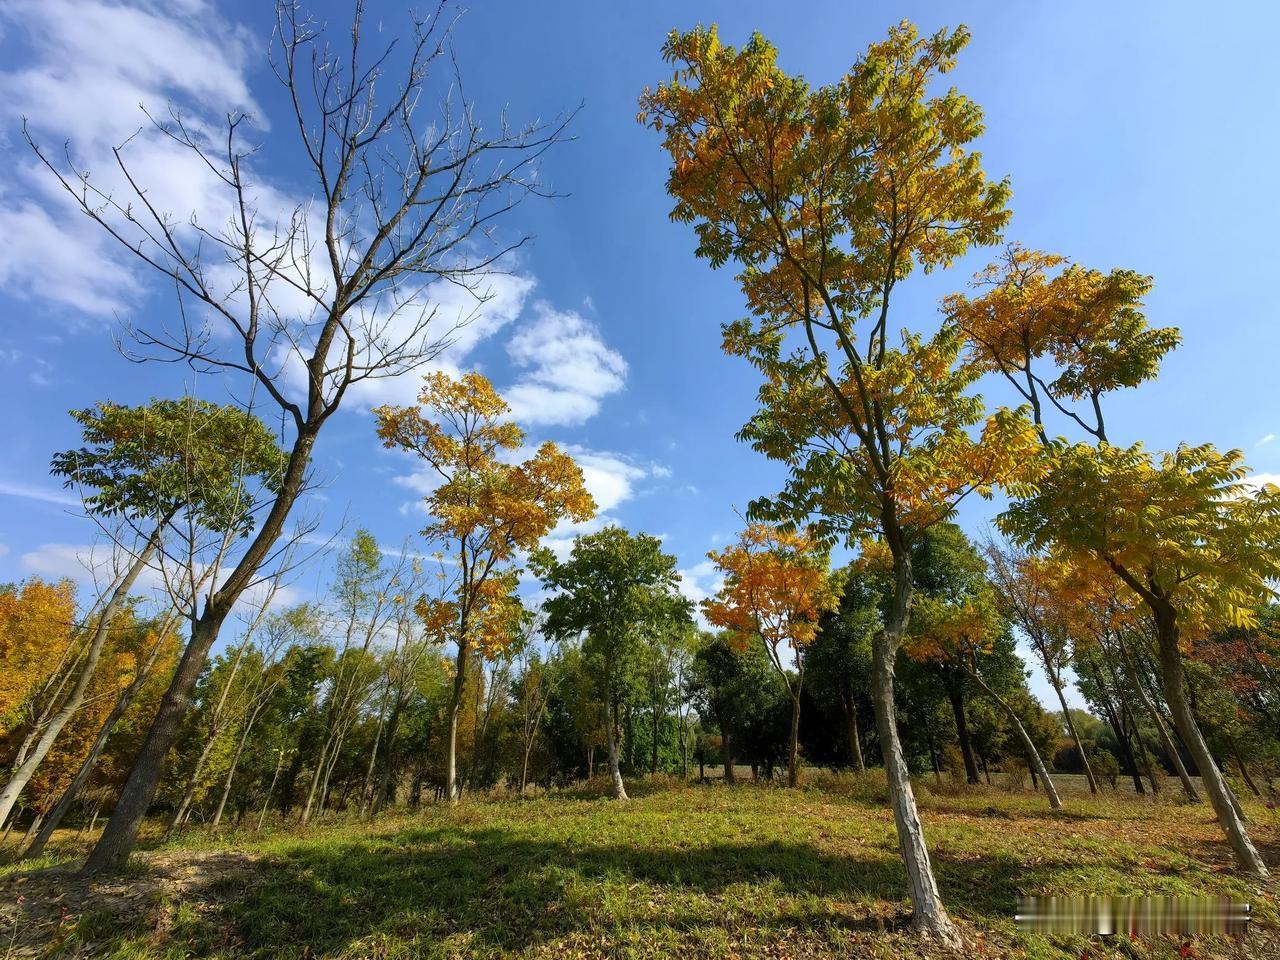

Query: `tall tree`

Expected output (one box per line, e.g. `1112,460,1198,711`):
532,528,689,801
983,541,1100,793
704,524,838,787
0,399,284,831
376,371,594,801
28,0,573,873
957,246,1275,874
640,23,1041,943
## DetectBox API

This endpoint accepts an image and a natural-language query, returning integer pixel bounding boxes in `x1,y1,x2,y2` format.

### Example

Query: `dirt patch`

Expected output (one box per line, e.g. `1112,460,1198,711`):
0,849,256,957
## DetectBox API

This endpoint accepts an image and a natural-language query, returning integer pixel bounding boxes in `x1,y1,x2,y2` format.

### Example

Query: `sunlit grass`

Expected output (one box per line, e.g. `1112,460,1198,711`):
2,774,1275,959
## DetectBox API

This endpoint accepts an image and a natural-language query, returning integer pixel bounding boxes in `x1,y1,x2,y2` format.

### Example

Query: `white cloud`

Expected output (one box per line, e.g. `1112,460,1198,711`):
0,544,10,558
1255,433,1276,448
0,479,79,508
1243,472,1280,492
676,559,722,607
0,0,262,317
504,303,627,426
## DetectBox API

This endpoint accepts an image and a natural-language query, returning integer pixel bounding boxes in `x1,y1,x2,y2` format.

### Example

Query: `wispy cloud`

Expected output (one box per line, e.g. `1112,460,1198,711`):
0,479,78,507
1255,433,1276,448
0,0,261,317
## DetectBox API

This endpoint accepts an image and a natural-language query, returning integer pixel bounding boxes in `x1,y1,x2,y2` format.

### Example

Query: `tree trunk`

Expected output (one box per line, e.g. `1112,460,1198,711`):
24,615,172,860
786,691,801,788
1052,679,1098,794
840,690,866,773
169,726,221,834
444,641,470,804
1229,738,1261,797
1153,607,1267,876
871,548,961,948
651,704,660,776
373,705,402,817
722,727,736,785
1117,636,1199,802
0,528,162,828
604,695,628,801
359,711,386,817
299,734,332,825
257,749,286,833
968,670,1062,811
83,607,231,874
1099,693,1144,795
945,677,980,785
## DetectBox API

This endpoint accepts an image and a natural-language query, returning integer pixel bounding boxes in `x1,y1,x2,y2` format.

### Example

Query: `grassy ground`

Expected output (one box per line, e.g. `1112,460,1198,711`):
1,774,1277,959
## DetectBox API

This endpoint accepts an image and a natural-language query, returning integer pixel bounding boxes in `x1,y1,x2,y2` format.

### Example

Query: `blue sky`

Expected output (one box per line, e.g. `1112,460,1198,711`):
1,1,1277,707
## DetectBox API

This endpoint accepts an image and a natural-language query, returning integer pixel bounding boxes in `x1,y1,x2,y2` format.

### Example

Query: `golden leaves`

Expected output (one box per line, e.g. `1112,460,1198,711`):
379,370,596,661
703,524,839,657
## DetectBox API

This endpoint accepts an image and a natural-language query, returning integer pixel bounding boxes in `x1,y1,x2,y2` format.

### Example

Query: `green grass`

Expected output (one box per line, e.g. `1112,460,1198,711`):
3,775,1277,959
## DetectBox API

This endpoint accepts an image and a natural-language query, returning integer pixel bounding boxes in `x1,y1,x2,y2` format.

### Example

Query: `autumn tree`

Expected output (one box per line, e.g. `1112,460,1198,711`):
26,0,573,873
956,246,1276,874
899,528,1063,809
640,22,1043,942
704,524,837,786
532,528,688,801
983,541,1100,793
0,399,285,832
376,371,594,801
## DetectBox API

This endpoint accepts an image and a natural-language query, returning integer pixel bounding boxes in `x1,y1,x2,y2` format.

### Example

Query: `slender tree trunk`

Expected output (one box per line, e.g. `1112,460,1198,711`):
968,670,1062,811
1052,679,1098,794
444,642,470,804
604,694,628,801
372,705,402,817
1229,738,1261,797
840,690,866,773
1099,694,1144,795
169,728,220,834
0,529,163,828
24,616,173,860
213,695,271,829
1119,639,1200,801
945,678,980,785
299,735,332,825
722,727,736,785
871,548,960,948
1153,607,1267,876
786,691,801,788
257,749,285,833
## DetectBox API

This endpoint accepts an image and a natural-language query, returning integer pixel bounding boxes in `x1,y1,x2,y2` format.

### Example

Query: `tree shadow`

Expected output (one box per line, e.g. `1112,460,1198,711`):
205,825,1053,958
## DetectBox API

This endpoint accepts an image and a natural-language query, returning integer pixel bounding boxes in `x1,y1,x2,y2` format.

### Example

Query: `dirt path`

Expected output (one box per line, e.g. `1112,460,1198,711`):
0,849,256,957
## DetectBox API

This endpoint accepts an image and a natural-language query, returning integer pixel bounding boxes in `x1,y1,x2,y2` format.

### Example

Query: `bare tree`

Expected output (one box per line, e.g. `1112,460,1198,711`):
26,0,572,873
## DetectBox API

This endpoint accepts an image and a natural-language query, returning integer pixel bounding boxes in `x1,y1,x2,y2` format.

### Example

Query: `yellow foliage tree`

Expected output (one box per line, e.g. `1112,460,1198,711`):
376,371,595,801
704,524,839,786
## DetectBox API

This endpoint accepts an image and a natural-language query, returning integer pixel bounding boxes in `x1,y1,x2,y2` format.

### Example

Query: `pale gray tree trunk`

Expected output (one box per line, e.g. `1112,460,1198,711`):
24,614,174,860
968,670,1062,810
871,550,961,948
604,695,628,801
1051,678,1099,794
0,527,162,828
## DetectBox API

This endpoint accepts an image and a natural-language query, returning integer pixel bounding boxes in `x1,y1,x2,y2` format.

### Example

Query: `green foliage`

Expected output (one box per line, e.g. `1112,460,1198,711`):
50,398,286,533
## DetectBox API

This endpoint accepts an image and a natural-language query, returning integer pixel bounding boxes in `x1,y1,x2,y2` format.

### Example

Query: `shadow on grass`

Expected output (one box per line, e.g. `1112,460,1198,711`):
198,825,1061,959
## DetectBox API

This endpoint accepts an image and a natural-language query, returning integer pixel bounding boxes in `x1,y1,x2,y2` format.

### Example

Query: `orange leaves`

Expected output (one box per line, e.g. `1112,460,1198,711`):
704,524,839,664
951,244,1176,412
378,370,596,661
0,578,77,736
